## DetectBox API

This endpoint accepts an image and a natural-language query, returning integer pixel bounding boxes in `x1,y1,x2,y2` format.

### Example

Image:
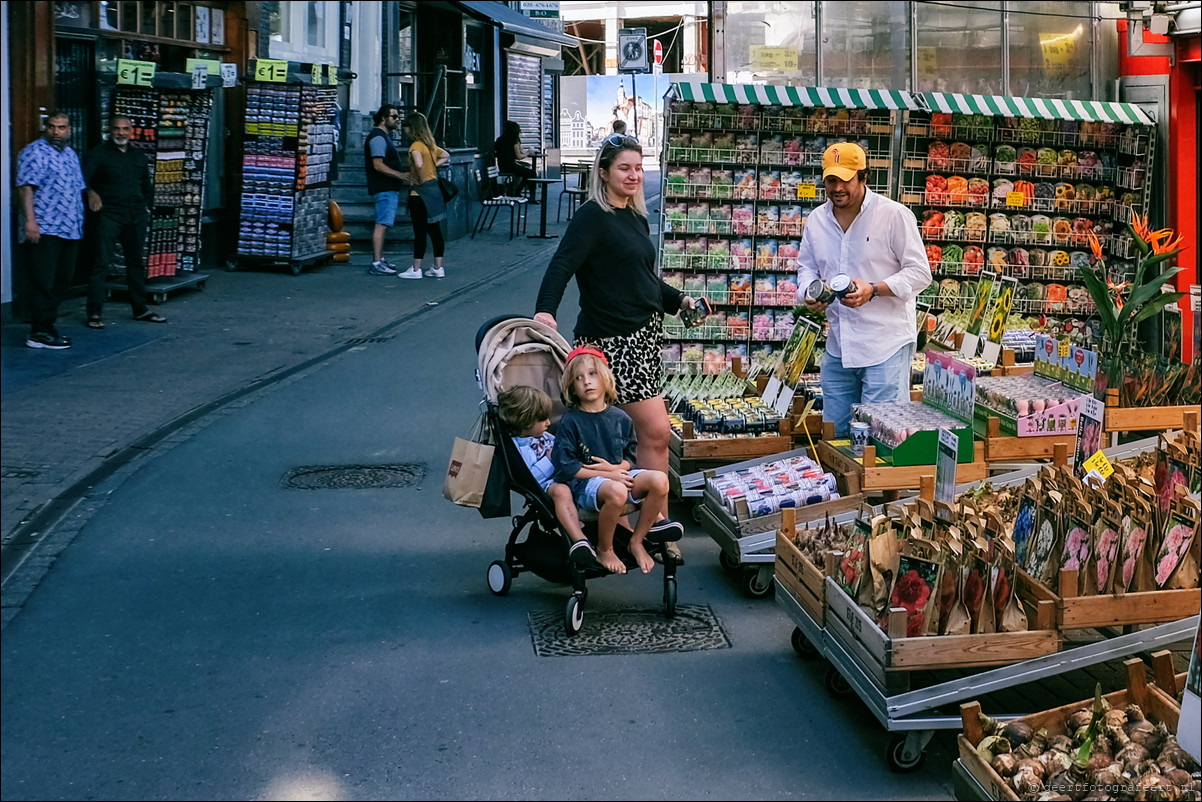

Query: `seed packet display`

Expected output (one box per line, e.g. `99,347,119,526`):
689,166,711,197
1060,505,1094,594
706,273,729,304
963,542,992,634
886,552,941,637
1088,501,1122,595
683,273,707,299
711,169,734,200
1027,490,1063,584
993,545,1028,632
1153,497,1200,590
838,518,872,601
710,204,733,236
729,274,753,306
687,202,711,234
733,169,757,200
664,202,688,232
1118,493,1153,592
1011,481,1039,567
730,238,754,270
732,204,755,235
707,238,730,270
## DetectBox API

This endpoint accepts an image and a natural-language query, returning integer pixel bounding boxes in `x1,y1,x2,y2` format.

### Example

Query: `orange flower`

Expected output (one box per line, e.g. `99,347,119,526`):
1130,210,1152,241
1087,230,1104,261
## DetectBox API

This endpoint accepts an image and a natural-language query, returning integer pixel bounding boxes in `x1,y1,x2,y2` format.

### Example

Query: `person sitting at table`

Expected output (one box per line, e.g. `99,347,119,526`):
494,120,538,201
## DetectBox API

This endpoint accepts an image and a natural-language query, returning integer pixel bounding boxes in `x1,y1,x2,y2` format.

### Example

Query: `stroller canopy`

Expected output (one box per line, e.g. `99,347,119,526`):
476,316,572,415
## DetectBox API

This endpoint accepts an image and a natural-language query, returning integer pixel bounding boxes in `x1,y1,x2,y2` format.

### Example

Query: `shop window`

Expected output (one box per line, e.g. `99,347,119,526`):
100,0,119,31
720,1,816,86
307,2,327,48
141,1,156,36
268,1,290,43
120,1,138,32
177,3,192,41
1008,1,1092,99
915,1,1002,95
820,1,909,90
160,2,176,39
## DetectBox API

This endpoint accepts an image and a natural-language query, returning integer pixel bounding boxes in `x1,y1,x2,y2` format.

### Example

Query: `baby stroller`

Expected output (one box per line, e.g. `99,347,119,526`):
475,315,681,635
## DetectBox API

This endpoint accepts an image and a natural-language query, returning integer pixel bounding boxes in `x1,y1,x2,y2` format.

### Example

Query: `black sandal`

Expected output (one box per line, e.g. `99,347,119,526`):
86,318,104,329
134,311,167,323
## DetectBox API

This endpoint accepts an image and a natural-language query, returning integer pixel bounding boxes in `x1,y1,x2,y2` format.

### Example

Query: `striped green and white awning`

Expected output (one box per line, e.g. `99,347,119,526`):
673,82,918,110
921,92,1154,125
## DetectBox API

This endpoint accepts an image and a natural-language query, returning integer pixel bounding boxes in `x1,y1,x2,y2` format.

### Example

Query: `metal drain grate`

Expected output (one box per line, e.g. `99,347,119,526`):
346,337,395,346
281,464,425,490
2,467,42,479
528,604,732,656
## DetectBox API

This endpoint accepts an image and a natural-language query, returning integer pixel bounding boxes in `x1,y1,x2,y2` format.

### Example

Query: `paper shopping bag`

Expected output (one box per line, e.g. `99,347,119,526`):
444,436,495,508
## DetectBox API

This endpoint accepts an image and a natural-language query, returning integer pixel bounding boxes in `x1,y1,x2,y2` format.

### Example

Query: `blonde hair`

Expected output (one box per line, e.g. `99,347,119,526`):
497,385,553,432
560,353,618,406
587,136,647,217
403,112,439,159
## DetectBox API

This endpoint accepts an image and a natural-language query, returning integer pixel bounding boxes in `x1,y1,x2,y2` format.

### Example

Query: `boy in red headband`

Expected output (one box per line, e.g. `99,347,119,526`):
551,348,681,573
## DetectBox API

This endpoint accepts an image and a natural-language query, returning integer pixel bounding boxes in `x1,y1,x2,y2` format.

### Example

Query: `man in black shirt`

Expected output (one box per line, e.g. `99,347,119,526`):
82,115,164,327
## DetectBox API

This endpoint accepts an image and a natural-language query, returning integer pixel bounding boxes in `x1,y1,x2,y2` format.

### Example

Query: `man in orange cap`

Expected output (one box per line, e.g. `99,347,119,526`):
796,142,931,436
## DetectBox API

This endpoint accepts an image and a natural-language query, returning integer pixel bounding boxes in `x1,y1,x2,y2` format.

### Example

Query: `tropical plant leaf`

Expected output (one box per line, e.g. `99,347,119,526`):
1131,291,1186,325
1075,265,1119,336
1120,266,1185,327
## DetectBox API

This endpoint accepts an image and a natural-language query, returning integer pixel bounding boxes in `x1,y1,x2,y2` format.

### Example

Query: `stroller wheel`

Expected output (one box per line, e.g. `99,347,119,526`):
565,594,584,636
664,576,677,618
487,560,512,596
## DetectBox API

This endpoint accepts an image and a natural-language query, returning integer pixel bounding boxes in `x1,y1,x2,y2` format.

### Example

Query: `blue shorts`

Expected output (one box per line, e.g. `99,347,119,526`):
574,469,644,511
373,191,399,226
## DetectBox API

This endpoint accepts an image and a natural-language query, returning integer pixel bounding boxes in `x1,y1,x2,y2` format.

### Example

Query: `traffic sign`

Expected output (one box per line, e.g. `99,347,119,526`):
654,39,663,65
618,27,649,74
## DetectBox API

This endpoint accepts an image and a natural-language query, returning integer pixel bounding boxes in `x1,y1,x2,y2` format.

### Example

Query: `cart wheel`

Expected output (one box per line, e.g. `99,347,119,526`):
197,281,207,291
887,733,928,773
718,549,740,573
791,627,818,658
290,262,303,276
487,560,512,596
664,577,677,618
741,565,775,599
565,594,584,636
824,665,854,698
225,260,238,272
691,503,703,524
152,294,166,304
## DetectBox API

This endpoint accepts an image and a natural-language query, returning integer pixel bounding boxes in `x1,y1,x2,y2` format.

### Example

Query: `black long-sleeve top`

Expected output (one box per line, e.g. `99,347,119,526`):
83,140,151,216
535,201,683,339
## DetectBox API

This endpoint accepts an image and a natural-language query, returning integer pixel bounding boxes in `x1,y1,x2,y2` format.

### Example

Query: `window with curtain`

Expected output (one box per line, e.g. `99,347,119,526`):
915,1,1003,95
1008,1,1093,99
721,1,817,86
821,1,910,90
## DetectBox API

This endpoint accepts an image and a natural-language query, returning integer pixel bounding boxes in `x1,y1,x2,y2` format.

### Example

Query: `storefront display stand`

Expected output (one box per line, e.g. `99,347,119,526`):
778,574,1198,772
229,250,331,277
105,272,209,305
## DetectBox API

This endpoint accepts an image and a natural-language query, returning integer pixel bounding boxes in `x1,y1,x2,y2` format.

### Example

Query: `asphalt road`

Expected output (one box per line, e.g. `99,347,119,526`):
0,250,957,800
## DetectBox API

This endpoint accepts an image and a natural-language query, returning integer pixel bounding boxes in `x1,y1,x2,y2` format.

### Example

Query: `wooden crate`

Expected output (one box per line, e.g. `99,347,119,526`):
701,483,863,539
824,577,1060,679
981,417,1073,463
1017,567,1201,631
816,437,988,493
1103,388,1198,434
957,653,1185,802
774,508,838,624
668,419,794,498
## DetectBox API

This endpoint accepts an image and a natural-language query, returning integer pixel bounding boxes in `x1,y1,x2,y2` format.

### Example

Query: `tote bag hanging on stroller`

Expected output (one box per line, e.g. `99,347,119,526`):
443,407,510,517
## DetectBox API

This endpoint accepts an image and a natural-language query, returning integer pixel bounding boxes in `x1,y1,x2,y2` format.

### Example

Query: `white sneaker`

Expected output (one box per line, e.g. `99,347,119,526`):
397,267,423,280
423,267,445,278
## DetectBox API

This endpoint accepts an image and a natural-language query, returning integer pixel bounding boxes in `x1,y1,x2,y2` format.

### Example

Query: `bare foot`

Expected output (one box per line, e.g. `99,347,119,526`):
628,539,655,574
597,548,626,574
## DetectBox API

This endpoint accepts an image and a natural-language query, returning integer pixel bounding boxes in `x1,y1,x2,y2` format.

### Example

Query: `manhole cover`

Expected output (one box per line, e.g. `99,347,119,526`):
528,604,731,656
2,467,42,479
282,464,425,490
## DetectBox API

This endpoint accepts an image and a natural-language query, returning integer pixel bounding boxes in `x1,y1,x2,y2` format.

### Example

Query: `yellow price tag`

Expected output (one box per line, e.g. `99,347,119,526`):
1006,191,1026,207
797,183,817,200
255,59,289,82
312,64,322,84
327,64,338,85
117,59,157,87
1058,340,1070,358
1083,450,1114,480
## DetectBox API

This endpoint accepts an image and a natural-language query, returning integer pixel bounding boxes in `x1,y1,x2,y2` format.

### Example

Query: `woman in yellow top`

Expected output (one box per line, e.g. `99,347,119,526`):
398,112,450,279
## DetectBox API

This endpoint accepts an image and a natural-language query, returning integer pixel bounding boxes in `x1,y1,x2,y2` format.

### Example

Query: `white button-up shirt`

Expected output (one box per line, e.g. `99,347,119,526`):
795,187,931,369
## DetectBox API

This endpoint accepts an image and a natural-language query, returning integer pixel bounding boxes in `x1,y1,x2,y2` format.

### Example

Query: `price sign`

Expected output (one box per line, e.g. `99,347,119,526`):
1058,339,1071,358
1082,450,1114,481
117,59,156,87
255,59,288,83
1006,191,1026,207
326,64,338,85
220,63,238,87
797,183,817,199
311,63,323,84
191,64,208,89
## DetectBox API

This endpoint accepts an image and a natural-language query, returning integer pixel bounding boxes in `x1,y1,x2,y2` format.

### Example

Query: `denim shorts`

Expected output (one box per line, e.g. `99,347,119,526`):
373,191,399,226
574,469,644,511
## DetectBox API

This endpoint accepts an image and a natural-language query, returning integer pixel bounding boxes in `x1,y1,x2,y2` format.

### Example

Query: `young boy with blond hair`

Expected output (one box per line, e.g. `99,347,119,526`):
550,347,681,574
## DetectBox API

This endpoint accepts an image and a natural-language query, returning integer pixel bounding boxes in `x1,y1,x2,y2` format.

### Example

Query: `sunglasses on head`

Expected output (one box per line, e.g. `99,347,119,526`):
601,133,639,153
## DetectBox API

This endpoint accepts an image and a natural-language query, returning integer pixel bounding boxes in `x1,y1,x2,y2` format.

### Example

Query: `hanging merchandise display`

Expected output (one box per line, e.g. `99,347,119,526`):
105,70,222,302
234,60,340,275
900,93,1157,355
660,83,917,376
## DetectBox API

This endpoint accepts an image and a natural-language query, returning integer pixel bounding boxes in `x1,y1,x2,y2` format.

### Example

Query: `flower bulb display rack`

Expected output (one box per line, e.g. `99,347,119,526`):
774,435,1199,773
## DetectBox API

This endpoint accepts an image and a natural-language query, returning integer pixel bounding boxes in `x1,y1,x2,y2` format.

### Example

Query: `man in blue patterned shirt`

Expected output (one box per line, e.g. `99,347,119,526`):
17,111,86,349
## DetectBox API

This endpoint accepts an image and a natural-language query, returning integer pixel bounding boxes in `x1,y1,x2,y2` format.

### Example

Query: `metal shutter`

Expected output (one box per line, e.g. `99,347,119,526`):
506,52,542,149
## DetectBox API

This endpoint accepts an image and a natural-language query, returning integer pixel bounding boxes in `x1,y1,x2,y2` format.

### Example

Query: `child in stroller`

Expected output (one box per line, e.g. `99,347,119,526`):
476,315,681,635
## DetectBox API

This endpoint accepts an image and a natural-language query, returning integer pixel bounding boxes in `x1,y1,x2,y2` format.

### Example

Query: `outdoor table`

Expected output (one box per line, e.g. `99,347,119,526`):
526,177,560,240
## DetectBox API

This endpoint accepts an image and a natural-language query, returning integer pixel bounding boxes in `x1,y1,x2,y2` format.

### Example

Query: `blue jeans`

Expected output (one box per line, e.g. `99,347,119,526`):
821,343,914,437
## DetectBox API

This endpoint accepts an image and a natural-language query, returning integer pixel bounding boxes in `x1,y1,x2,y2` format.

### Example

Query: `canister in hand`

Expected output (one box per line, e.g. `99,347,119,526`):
805,273,854,304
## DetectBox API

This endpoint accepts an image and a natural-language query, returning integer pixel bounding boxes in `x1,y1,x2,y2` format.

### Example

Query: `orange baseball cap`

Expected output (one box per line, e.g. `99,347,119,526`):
822,142,867,181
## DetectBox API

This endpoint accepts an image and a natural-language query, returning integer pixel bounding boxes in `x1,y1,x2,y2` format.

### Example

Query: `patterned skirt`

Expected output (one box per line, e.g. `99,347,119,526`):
577,316,664,405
